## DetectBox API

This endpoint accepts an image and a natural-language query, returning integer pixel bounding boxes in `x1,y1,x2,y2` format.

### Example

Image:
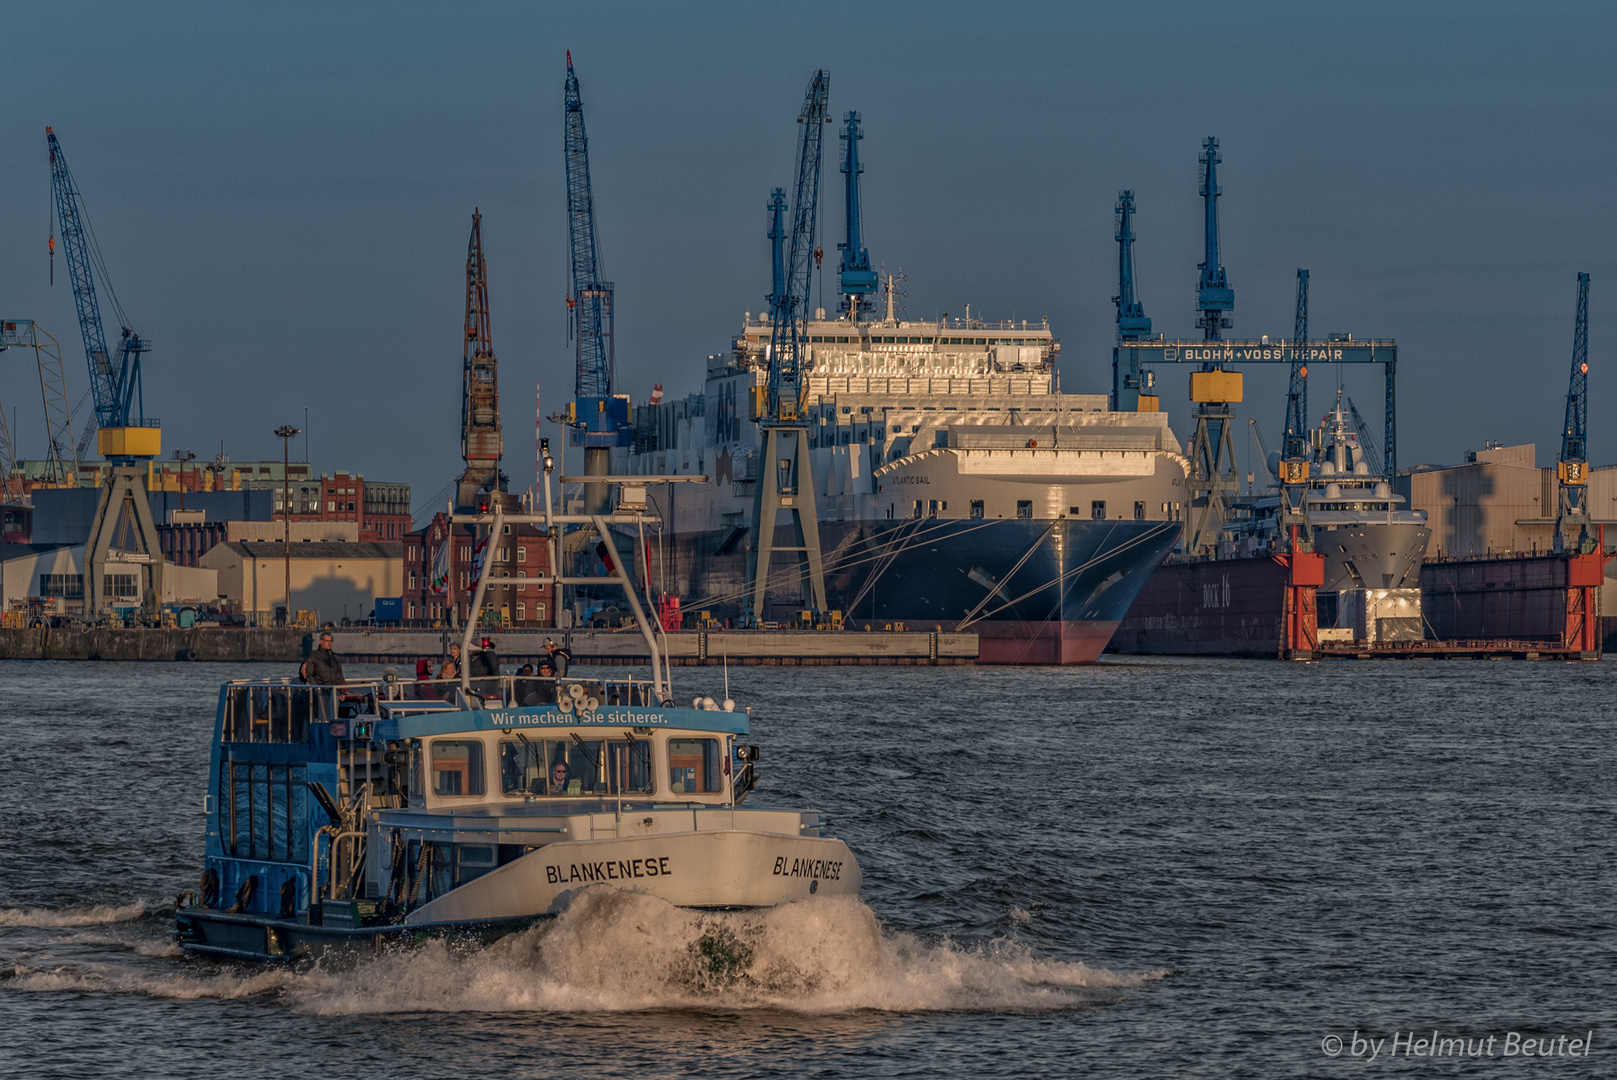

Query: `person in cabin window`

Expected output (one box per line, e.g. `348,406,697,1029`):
549,758,570,795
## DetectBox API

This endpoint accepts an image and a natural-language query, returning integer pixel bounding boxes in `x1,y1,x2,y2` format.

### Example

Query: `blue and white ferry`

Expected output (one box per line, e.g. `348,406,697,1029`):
175,473,861,963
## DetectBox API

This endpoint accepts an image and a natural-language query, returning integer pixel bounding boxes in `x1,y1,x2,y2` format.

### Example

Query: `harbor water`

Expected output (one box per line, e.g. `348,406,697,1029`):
1,658,1612,1078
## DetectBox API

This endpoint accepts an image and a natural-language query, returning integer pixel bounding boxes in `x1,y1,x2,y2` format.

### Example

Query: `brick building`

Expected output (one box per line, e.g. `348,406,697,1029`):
403,512,555,628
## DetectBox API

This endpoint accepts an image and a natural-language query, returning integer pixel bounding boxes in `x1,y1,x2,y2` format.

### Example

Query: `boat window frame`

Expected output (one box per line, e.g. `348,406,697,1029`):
429,738,486,798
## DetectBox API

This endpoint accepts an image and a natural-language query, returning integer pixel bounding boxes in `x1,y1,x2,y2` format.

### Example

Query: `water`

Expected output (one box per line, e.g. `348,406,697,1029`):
2,657,1613,1078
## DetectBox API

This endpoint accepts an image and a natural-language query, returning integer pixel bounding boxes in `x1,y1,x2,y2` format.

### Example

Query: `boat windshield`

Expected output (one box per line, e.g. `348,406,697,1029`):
499,737,653,797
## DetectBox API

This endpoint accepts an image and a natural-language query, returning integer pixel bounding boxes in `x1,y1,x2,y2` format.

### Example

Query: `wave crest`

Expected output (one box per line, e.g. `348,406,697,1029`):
0,901,157,928
290,887,1162,1015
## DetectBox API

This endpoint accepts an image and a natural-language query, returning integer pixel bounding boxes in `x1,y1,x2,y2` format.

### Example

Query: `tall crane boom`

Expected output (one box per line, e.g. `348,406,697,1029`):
837,111,876,317
1283,270,1310,462
564,52,626,450
46,127,152,456
765,69,830,420
767,188,788,312
457,210,503,510
1196,136,1233,341
1556,272,1592,552
1114,190,1151,340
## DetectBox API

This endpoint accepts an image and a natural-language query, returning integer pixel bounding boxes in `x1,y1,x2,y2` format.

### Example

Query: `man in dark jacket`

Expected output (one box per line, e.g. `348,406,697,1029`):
304,632,345,721
468,637,501,700
544,638,572,677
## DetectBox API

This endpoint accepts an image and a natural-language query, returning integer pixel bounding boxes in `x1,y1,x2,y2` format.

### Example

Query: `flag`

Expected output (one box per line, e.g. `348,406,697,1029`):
429,536,451,595
470,533,489,591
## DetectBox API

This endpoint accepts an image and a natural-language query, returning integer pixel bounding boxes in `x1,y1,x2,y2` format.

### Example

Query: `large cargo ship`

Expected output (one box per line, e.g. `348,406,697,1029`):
620,286,1188,663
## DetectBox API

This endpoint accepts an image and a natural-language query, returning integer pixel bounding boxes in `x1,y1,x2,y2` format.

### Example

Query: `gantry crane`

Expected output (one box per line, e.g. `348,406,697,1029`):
1184,136,1241,554
563,52,629,517
837,111,876,318
743,70,831,624
457,209,504,511
47,126,163,619
1556,272,1592,553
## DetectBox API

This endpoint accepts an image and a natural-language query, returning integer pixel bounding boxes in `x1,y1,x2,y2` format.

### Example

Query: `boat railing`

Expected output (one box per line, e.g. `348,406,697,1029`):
221,673,669,741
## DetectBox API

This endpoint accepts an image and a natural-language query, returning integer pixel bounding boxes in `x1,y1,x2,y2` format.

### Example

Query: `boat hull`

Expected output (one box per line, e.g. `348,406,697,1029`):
662,517,1181,665
406,829,861,925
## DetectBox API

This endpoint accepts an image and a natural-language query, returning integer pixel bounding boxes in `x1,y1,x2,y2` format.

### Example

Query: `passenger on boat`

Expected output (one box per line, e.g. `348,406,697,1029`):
469,637,501,700
413,657,434,698
520,661,557,706
304,632,345,722
544,638,572,676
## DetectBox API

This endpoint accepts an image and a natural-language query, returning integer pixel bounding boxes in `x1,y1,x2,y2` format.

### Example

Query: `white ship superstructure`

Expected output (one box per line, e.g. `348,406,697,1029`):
623,294,1191,663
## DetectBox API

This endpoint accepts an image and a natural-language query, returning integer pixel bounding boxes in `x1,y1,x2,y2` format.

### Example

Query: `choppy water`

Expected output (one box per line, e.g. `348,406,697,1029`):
2,658,1613,1078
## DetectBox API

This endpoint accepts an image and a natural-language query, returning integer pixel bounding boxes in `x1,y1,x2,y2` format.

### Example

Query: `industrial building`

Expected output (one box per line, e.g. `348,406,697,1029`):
0,542,218,614
1400,443,1617,557
199,540,403,625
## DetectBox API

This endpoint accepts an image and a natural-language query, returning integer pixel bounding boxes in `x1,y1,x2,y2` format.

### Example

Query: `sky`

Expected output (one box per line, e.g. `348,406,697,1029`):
1,1,1614,513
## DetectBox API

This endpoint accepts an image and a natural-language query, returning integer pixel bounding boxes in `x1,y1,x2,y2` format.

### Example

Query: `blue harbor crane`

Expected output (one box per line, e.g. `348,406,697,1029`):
1556,272,1592,553
1114,191,1151,341
47,125,164,619
837,111,877,317
1184,136,1241,555
1273,269,1313,543
1110,190,1158,411
1284,270,1310,462
563,52,628,515
1196,137,1234,341
744,70,832,624
767,188,788,312
47,127,153,454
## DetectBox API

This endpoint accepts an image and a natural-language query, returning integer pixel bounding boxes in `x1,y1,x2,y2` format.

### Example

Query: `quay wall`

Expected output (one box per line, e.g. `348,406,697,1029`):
0,627,976,666
0,627,309,662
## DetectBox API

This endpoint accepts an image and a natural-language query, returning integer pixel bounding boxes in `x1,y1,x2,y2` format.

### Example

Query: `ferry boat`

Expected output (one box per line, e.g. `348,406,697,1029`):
175,477,859,963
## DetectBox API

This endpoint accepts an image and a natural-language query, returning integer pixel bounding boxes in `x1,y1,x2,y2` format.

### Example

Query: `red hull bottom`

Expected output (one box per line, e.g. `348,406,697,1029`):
973,620,1122,665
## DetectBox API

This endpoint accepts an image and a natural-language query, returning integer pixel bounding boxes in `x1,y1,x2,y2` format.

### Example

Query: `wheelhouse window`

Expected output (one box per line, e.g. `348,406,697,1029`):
431,740,485,796
668,738,723,795
499,737,653,797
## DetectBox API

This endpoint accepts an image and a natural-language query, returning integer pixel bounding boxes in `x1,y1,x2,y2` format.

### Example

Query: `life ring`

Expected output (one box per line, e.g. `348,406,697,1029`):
199,867,220,908
278,878,297,919
227,874,257,914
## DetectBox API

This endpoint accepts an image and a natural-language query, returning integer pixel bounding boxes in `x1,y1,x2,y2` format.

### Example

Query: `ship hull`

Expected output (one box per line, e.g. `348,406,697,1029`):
661,517,1181,665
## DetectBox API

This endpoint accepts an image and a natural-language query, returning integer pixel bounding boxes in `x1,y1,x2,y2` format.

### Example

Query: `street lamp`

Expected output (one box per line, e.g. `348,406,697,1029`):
274,425,300,627
173,448,197,511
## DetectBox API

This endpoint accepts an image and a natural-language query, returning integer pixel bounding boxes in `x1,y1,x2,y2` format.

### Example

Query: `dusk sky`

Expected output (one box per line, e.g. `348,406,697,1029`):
2,2,1613,513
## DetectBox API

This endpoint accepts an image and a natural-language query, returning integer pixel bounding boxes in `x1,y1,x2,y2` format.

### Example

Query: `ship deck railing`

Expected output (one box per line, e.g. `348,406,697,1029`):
220,674,668,743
